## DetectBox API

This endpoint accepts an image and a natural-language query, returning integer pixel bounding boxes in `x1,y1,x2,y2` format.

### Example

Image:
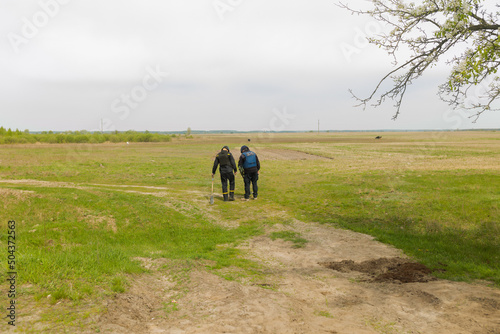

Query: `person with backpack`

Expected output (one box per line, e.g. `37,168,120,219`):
212,146,237,201
238,145,260,200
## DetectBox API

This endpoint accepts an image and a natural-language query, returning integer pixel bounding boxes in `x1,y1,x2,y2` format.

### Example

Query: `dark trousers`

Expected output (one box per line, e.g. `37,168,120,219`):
243,172,258,199
220,172,235,196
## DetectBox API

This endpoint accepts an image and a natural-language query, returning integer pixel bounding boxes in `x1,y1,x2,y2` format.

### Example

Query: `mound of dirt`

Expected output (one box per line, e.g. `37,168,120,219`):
374,262,435,283
319,257,436,283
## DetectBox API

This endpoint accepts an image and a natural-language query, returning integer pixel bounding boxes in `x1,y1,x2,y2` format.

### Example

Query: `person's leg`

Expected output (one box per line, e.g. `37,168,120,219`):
251,173,259,199
243,174,251,199
221,173,229,201
229,173,235,201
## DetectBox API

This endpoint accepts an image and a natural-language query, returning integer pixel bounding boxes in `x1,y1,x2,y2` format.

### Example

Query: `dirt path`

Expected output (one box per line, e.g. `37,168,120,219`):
91,220,500,334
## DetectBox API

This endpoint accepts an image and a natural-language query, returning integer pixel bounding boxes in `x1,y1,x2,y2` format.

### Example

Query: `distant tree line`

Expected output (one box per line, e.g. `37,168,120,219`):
0,127,172,144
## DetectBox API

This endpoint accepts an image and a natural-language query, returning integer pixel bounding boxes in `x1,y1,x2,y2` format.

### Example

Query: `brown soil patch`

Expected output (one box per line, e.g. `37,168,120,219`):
97,271,176,334
76,208,117,233
85,214,117,233
319,257,436,283
0,179,79,188
375,262,434,283
0,187,38,200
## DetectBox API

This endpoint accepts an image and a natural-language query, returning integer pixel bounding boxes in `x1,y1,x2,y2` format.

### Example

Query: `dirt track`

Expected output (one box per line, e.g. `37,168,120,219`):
92,219,500,334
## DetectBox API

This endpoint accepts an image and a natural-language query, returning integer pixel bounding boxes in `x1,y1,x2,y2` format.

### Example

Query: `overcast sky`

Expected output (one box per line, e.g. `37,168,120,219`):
1,0,499,132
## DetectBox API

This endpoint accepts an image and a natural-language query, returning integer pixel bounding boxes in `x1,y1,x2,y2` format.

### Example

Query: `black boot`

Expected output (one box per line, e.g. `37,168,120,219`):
223,194,229,201
229,192,235,201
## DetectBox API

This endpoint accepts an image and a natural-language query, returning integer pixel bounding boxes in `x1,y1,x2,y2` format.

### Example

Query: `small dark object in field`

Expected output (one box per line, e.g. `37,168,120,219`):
248,138,251,142
375,136,382,139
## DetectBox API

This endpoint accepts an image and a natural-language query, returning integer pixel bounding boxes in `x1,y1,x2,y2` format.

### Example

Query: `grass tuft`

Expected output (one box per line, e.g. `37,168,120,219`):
270,231,308,248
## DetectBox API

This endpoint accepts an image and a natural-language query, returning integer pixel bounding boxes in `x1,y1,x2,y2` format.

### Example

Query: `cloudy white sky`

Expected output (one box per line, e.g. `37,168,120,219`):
1,0,498,132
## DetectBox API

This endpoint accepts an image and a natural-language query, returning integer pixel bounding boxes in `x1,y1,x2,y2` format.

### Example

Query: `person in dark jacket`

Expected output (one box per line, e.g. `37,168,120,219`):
238,145,260,200
212,146,237,201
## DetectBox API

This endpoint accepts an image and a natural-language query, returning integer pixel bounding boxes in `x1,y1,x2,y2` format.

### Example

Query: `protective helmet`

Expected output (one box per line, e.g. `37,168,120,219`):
240,145,249,153
222,145,230,151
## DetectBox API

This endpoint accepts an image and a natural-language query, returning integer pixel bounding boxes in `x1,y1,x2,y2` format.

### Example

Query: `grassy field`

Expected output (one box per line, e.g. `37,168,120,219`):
0,131,499,328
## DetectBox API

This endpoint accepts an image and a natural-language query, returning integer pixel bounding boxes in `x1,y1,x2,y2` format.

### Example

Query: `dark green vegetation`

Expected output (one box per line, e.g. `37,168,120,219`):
0,127,172,144
0,131,498,316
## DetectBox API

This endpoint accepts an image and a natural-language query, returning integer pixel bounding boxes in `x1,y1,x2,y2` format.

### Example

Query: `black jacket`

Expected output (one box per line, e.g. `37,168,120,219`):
212,150,237,174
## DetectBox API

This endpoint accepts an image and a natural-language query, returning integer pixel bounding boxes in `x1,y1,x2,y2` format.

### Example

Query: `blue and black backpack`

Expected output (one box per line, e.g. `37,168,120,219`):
242,151,257,169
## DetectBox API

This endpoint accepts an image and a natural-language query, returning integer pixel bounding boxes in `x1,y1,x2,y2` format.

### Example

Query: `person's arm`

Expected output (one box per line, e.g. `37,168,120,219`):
238,154,245,168
256,155,260,171
230,154,237,173
212,155,219,175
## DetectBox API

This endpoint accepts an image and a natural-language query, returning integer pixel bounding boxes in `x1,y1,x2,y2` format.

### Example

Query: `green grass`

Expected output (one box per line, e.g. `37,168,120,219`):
270,231,308,248
0,184,264,304
314,310,334,318
265,164,500,285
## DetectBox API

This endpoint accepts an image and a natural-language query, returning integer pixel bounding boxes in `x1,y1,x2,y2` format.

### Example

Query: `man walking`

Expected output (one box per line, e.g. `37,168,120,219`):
212,146,237,201
238,145,260,200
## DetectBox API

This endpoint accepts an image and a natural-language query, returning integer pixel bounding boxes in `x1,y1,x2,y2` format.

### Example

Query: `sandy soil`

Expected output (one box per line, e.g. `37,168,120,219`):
90,219,500,334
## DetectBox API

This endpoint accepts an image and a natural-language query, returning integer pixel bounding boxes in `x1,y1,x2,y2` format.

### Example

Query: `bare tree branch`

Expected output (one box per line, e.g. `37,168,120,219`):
340,0,500,121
